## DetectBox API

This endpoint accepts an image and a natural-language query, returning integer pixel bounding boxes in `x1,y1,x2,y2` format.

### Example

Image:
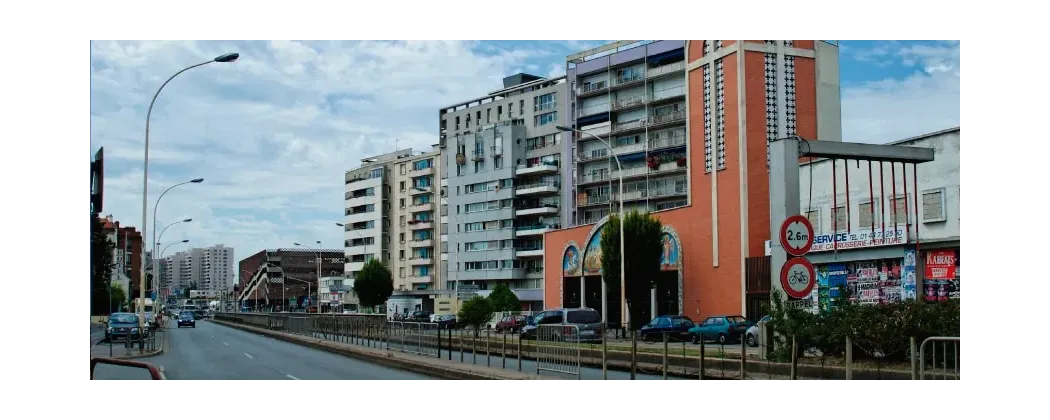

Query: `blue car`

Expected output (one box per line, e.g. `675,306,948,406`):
177,311,196,328
106,312,145,342
687,315,753,345
640,315,695,342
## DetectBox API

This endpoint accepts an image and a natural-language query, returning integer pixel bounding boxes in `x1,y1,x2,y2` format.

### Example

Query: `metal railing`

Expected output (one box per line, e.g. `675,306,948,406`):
649,86,685,102
648,111,687,126
515,181,560,192
387,321,441,357
918,336,960,380
535,324,582,379
647,61,685,78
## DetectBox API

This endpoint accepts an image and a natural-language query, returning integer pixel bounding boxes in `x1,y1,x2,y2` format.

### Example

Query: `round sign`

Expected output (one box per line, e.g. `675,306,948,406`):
779,214,814,256
780,257,816,299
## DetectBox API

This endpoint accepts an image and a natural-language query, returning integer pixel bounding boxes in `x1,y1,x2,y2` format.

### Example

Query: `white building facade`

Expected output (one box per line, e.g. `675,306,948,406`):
791,127,960,308
163,244,235,296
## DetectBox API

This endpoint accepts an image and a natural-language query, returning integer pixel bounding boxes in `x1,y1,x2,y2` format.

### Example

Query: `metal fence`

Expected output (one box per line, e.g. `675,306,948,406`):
918,336,960,380
535,324,581,379
387,322,441,357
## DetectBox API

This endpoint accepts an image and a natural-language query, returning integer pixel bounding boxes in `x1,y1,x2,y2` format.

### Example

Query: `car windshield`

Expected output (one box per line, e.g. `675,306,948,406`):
566,310,601,324
110,314,137,323
727,316,748,323
180,313,194,319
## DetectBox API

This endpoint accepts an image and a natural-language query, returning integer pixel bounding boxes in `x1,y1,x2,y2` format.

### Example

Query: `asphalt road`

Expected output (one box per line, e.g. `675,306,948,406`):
92,320,433,380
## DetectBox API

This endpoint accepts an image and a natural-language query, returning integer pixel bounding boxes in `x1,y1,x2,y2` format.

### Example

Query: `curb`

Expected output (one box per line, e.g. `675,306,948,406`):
213,320,544,380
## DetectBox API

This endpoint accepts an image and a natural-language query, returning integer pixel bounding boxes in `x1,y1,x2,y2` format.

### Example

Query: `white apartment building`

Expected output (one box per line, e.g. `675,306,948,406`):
344,151,396,278
163,244,235,295
389,148,442,291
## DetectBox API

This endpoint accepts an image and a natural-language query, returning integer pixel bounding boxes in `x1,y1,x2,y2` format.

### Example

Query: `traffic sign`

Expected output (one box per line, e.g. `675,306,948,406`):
779,214,814,256
780,257,816,299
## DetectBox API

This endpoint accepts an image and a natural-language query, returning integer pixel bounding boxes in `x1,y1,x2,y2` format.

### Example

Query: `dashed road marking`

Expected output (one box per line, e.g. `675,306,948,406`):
243,353,254,359
285,374,300,380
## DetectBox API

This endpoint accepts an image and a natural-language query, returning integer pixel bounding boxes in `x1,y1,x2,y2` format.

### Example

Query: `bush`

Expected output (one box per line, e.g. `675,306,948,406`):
457,296,494,337
766,289,960,364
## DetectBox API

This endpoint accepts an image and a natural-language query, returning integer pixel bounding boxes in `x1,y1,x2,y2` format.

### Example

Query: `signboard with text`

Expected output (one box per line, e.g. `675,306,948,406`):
925,250,957,279
810,227,907,252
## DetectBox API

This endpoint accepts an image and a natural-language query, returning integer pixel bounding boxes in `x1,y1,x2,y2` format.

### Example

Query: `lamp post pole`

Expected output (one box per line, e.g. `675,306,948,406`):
139,53,239,330
557,126,627,331
294,241,323,313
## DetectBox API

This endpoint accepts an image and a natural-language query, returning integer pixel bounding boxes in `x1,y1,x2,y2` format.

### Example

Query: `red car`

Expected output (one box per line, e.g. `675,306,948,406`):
494,315,529,333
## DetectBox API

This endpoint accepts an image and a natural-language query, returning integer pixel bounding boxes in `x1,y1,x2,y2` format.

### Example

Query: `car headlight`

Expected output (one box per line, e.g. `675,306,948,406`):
131,328,139,333
106,327,112,333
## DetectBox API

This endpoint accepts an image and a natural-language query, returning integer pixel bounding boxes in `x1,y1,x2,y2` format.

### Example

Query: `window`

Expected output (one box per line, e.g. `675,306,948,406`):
399,267,405,278
474,161,484,172
399,198,405,208
494,156,503,169
399,233,405,242
534,111,557,126
891,195,910,225
399,250,405,260
831,205,848,231
412,159,432,171
534,93,556,112
922,189,946,223
858,201,880,229
508,102,513,117
399,215,406,226
400,164,406,175
804,210,819,232
400,181,405,191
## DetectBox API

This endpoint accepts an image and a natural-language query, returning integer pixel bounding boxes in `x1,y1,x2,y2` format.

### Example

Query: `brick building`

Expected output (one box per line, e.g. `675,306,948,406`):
99,215,144,300
237,248,344,311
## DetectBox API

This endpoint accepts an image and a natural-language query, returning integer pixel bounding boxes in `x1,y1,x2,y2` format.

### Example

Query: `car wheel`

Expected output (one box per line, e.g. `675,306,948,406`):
717,333,727,345
746,333,757,347
641,333,651,343
691,334,700,344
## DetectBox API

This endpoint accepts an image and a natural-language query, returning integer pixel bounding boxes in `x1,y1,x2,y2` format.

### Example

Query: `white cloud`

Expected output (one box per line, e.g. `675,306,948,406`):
840,41,960,144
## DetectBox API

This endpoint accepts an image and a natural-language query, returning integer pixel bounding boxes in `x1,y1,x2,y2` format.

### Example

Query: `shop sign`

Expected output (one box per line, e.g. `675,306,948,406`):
925,250,957,279
810,227,907,252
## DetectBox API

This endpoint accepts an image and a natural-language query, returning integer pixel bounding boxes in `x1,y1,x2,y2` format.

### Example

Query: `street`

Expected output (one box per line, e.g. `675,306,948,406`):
92,320,433,380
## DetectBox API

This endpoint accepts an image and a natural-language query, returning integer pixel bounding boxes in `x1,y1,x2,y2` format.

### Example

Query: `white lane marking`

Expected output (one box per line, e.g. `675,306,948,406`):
243,353,254,359
224,342,229,346
285,374,301,380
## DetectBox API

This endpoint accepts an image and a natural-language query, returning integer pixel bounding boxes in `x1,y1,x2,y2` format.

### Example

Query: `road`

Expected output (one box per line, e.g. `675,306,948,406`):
92,320,433,380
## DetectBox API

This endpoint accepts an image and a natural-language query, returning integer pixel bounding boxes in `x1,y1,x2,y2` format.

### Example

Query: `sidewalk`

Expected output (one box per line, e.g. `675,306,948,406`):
90,329,166,360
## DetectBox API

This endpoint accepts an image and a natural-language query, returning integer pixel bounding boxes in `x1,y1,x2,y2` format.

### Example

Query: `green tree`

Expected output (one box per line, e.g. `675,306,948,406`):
600,211,663,330
91,216,116,315
457,296,494,337
488,283,521,312
110,283,127,312
353,259,394,310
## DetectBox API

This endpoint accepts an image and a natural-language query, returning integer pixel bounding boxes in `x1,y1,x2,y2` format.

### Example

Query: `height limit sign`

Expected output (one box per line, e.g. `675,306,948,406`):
779,214,814,256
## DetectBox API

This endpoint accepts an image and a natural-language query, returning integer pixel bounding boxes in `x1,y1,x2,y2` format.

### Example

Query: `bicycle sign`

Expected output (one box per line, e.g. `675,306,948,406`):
779,214,814,256
780,257,815,299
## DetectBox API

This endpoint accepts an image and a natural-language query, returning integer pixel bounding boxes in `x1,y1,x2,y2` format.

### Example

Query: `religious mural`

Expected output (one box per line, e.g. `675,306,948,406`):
563,245,581,277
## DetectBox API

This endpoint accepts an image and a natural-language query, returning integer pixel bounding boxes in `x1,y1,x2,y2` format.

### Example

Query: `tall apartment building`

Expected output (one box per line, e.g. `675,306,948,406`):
568,40,691,224
439,73,570,310
345,147,443,291
163,244,234,295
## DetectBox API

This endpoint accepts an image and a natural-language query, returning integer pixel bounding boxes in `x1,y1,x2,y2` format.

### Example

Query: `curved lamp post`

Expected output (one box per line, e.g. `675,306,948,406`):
139,52,239,329
557,125,626,332
151,180,201,297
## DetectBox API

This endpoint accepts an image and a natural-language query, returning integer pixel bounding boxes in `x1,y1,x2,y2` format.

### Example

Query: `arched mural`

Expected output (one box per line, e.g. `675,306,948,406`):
563,242,582,277
660,230,681,271
583,228,603,276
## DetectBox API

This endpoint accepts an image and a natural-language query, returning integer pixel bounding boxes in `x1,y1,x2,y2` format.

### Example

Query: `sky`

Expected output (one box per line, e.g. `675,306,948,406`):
89,40,960,266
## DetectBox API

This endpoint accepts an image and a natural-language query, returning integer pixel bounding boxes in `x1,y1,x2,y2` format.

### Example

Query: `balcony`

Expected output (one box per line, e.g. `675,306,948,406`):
515,162,559,176
456,153,466,165
515,224,559,237
649,86,686,104
515,181,560,196
407,239,433,248
648,131,687,150
534,101,557,113
611,94,646,111
329,284,353,292
515,247,544,258
407,220,433,230
408,257,433,266
409,186,431,196
471,150,484,161
410,166,434,177
577,81,608,98
581,124,611,138
611,73,644,89
611,119,647,135
576,141,645,162
577,102,609,118
578,166,649,185
407,275,433,284
515,204,558,217
647,61,686,79
491,145,503,157
647,111,687,128
408,202,433,213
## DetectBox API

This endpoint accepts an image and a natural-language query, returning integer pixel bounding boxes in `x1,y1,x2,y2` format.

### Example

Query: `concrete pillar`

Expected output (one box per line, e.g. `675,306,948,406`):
768,138,801,302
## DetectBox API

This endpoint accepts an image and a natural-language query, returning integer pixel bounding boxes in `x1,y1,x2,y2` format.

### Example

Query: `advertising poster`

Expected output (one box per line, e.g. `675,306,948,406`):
902,249,917,300
814,263,848,311
924,249,959,301
844,259,902,305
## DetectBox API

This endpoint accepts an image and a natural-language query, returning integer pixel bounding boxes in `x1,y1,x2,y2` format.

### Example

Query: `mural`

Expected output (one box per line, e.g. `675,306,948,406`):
660,232,680,271
563,245,582,277
583,229,603,275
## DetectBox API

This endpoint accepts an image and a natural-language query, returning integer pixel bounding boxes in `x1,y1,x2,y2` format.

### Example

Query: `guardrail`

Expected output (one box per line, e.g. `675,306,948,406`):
388,321,441,357
536,325,582,379
90,357,166,380
918,336,960,380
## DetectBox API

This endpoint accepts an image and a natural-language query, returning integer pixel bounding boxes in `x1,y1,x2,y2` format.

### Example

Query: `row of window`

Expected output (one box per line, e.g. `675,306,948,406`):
804,189,950,232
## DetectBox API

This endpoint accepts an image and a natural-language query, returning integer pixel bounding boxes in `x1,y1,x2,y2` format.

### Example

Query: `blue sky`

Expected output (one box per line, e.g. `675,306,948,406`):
89,40,959,263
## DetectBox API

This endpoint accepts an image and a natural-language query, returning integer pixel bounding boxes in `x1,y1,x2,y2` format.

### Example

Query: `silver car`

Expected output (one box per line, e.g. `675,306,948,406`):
522,307,603,343
745,315,771,347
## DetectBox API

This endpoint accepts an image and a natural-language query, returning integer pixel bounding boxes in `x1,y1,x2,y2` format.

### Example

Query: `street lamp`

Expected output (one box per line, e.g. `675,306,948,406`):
154,217,193,291
156,239,189,300
151,180,201,296
159,239,189,259
140,53,238,330
556,125,627,332
293,241,323,313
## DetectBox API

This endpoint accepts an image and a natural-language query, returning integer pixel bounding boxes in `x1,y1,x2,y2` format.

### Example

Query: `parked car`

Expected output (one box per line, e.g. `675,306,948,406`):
640,315,695,342
408,310,431,322
434,314,458,329
520,308,602,342
687,315,753,345
177,311,196,328
106,312,146,342
745,315,771,347
494,315,529,333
